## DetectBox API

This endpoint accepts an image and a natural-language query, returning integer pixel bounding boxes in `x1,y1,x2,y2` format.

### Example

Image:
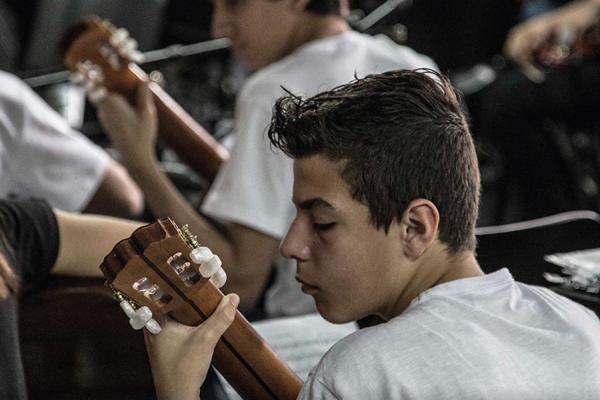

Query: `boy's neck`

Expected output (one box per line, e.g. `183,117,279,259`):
382,248,484,320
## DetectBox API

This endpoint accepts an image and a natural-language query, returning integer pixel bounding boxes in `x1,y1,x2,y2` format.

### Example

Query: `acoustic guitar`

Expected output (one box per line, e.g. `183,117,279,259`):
100,218,303,400
62,16,229,182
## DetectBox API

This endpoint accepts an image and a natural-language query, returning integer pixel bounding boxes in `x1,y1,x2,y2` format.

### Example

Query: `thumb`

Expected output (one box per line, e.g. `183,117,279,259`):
192,294,239,349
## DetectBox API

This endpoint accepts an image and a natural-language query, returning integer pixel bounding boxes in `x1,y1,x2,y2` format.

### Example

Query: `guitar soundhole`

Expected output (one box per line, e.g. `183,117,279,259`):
167,252,201,286
132,277,172,306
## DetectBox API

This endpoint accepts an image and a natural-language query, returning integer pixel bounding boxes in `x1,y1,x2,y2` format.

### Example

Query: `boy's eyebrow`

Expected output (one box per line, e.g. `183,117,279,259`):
298,198,336,211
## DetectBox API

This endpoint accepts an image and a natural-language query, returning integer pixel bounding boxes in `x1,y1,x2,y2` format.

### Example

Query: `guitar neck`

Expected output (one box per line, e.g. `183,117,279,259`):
114,63,229,182
172,281,304,400
63,16,229,182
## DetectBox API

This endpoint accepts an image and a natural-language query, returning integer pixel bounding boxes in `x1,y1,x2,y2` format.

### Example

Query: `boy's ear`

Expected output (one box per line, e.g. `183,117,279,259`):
399,199,440,259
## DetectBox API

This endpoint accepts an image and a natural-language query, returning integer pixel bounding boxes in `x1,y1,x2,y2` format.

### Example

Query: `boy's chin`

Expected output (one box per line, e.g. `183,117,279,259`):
316,302,359,325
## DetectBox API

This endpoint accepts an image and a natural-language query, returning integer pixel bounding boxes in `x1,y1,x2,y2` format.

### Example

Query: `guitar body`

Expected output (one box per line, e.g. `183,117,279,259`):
62,16,229,181
101,219,303,400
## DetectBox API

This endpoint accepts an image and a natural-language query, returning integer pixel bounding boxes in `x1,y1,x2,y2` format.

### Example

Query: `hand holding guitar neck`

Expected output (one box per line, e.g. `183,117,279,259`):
145,294,240,400
100,219,302,400
504,0,600,82
62,16,229,182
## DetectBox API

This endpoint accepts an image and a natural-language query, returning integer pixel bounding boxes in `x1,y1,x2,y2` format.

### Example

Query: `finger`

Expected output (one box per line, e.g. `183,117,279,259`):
153,312,169,327
136,82,156,117
143,328,153,348
97,92,131,113
96,93,133,132
87,86,108,104
192,294,239,348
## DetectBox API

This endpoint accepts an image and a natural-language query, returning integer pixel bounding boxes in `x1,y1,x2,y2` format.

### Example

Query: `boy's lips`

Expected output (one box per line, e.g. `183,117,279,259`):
296,275,319,294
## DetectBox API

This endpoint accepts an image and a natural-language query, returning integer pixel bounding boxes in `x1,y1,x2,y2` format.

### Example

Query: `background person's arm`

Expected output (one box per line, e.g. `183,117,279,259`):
504,0,600,66
51,209,144,277
96,84,280,312
82,159,145,219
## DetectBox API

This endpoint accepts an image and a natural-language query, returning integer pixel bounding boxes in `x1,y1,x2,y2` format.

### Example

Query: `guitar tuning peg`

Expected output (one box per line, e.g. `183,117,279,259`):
145,318,162,334
129,50,145,64
149,70,165,87
81,78,107,104
210,267,227,289
190,246,214,264
82,79,96,92
86,66,104,83
129,305,152,330
69,71,84,84
87,86,108,104
121,38,138,55
119,300,162,334
189,247,226,286
124,37,138,50
116,37,145,63
72,60,107,103
109,28,130,48
119,299,137,317
199,255,222,278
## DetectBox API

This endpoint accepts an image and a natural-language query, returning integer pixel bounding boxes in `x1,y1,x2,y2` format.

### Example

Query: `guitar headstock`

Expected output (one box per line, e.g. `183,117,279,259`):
62,16,145,101
101,218,226,329
101,221,304,400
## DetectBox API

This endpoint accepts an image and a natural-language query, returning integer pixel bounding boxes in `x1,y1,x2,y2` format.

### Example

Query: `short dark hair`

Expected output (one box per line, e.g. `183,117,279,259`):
268,69,480,253
306,0,341,15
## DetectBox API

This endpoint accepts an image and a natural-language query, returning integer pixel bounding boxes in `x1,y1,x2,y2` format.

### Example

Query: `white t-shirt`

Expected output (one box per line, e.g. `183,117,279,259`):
0,71,109,212
300,269,600,400
202,31,437,317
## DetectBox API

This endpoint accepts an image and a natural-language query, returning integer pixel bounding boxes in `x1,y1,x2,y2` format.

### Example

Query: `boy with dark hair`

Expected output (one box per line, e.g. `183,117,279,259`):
97,0,436,317
144,69,600,399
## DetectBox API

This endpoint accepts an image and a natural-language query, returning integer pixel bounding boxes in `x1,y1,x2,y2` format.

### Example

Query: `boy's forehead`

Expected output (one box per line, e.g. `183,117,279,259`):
293,156,337,185
292,156,348,203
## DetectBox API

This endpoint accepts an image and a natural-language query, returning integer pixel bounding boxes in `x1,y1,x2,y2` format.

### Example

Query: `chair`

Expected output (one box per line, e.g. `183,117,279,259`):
475,210,600,315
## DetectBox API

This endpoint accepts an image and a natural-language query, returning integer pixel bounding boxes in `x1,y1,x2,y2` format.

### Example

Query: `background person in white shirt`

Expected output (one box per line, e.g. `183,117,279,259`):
96,0,436,317
144,69,600,400
0,71,143,218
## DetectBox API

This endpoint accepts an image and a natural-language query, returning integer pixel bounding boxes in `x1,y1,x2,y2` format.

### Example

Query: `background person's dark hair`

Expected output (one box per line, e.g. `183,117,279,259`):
305,0,341,15
268,69,480,253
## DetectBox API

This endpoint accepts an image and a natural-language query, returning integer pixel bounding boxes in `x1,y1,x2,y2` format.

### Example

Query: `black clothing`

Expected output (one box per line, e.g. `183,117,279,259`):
480,59,600,221
0,199,59,400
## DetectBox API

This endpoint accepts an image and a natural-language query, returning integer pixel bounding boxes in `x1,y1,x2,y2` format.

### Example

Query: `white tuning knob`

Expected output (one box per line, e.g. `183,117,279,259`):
69,71,84,84
210,267,227,288
109,28,129,47
199,255,222,278
145,319,162,334
189,247,227,287
119,301,162,334
87,86,107,103
190,246,213,264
